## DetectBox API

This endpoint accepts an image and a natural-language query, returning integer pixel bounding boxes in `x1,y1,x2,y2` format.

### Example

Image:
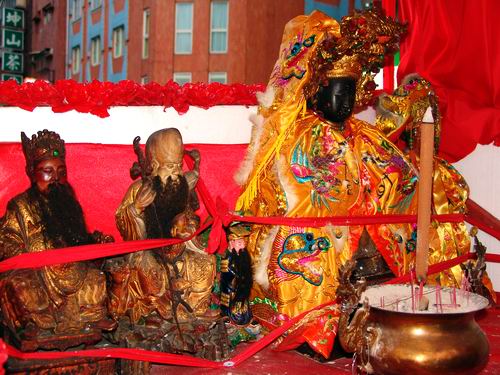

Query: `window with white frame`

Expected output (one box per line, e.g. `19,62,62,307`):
90,36,101,66
112,26,124,58
142,9,150,59
210,1,228,53
72,0,82,20
173,72,192,85
90,0,102,10
141,75,149,84
71,46,81,74
208,72,227,84
175,3,193,54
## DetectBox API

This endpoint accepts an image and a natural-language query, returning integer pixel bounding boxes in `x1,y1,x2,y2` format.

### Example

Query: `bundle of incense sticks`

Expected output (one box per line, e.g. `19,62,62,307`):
410,268,416,312
460,271,472,305
451,286,457,308
415,280,425,310
380,296,385,308
435,284,443,313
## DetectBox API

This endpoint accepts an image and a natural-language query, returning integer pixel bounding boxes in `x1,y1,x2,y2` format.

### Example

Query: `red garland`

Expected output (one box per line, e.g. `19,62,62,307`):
0,79,265,118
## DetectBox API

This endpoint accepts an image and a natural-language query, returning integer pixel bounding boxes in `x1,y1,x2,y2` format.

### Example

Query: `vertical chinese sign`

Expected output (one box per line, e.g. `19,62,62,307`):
1,7,25,84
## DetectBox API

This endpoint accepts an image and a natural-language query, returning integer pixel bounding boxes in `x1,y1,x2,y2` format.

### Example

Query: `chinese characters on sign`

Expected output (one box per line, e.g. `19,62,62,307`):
2,8,25,29
1,7,25,82
2,51,23,73
1,29,24,50
1,73,22,83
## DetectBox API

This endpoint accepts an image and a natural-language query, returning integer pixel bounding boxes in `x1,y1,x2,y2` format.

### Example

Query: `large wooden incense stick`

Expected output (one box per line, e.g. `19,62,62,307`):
416,108,435,282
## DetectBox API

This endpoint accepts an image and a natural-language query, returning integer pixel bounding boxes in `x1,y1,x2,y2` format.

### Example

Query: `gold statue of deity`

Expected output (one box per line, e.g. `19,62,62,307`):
108,128,216,324
0,130,115,349
234,9,472,358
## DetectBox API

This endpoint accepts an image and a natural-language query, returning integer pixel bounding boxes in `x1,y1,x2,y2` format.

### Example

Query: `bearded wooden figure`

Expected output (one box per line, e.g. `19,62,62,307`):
108,128,216,326
0,129,115,352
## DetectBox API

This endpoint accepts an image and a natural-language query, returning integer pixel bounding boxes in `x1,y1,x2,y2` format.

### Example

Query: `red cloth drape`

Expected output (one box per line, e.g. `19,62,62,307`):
0,143,247,241
397,0,500,162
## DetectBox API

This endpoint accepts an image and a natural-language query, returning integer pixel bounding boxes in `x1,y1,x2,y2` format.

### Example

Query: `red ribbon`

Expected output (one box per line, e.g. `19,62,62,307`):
206,198,232,254
386,252,475,284
0,251,488,369
0,221,212,273
5,342,222,369
0,339,7,375
0,146,495,370
466,214,500,241
229,213,465,227
486,254,500,264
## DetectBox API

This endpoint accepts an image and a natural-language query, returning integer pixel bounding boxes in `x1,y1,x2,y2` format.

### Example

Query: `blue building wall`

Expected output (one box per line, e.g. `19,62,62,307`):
305,0,363,20
107,0,128,82
67,11,84,80
86,3,105,81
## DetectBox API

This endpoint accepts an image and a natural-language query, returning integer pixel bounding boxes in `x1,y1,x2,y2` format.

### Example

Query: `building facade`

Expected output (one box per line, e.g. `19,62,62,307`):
62,0,371,84
66,0,128,82
0,0,374,84
26,0,66,82
66,0,305,84
128,0,308,84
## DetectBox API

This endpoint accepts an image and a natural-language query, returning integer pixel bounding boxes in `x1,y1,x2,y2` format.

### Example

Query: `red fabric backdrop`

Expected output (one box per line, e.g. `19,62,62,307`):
0,143,247,241
397,0,500,162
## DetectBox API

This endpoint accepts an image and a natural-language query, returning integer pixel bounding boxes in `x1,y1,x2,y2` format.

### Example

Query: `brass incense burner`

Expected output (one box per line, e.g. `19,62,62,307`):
338,279,490,375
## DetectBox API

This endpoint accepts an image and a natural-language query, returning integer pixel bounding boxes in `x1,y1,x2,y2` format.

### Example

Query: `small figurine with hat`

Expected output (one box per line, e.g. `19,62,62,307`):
220,224,253,325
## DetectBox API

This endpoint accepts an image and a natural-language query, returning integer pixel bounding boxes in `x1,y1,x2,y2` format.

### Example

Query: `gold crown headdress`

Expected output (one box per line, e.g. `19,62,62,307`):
307,8,406,108
21,129,66,177
325,55,363,80
228,223,251,241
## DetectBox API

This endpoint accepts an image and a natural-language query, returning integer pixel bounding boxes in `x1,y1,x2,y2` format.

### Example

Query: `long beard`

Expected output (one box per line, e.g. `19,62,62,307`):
144,175,189,239
28,183,92,248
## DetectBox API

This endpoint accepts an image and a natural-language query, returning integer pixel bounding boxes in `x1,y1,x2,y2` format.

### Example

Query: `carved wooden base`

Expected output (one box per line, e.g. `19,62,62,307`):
7,357,116,375
117,359,151,375
115,316,231,361
9,329,102,352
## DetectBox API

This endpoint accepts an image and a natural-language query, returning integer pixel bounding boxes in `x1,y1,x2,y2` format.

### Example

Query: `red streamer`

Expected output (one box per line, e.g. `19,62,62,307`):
486,254,500,264
228,213,464,227
4,342,222,369
466,214,500,241
386,252,474,284
0,300,339,369
0,221,212,273
0,142,494,370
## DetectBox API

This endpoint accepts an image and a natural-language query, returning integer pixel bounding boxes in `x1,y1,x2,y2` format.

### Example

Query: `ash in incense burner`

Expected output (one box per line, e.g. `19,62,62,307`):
363,283,488,314
338,280,490,375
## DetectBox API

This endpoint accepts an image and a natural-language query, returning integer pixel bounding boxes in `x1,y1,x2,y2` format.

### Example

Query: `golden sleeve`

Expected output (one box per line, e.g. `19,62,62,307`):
0,204,27,260
115,181,146,241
